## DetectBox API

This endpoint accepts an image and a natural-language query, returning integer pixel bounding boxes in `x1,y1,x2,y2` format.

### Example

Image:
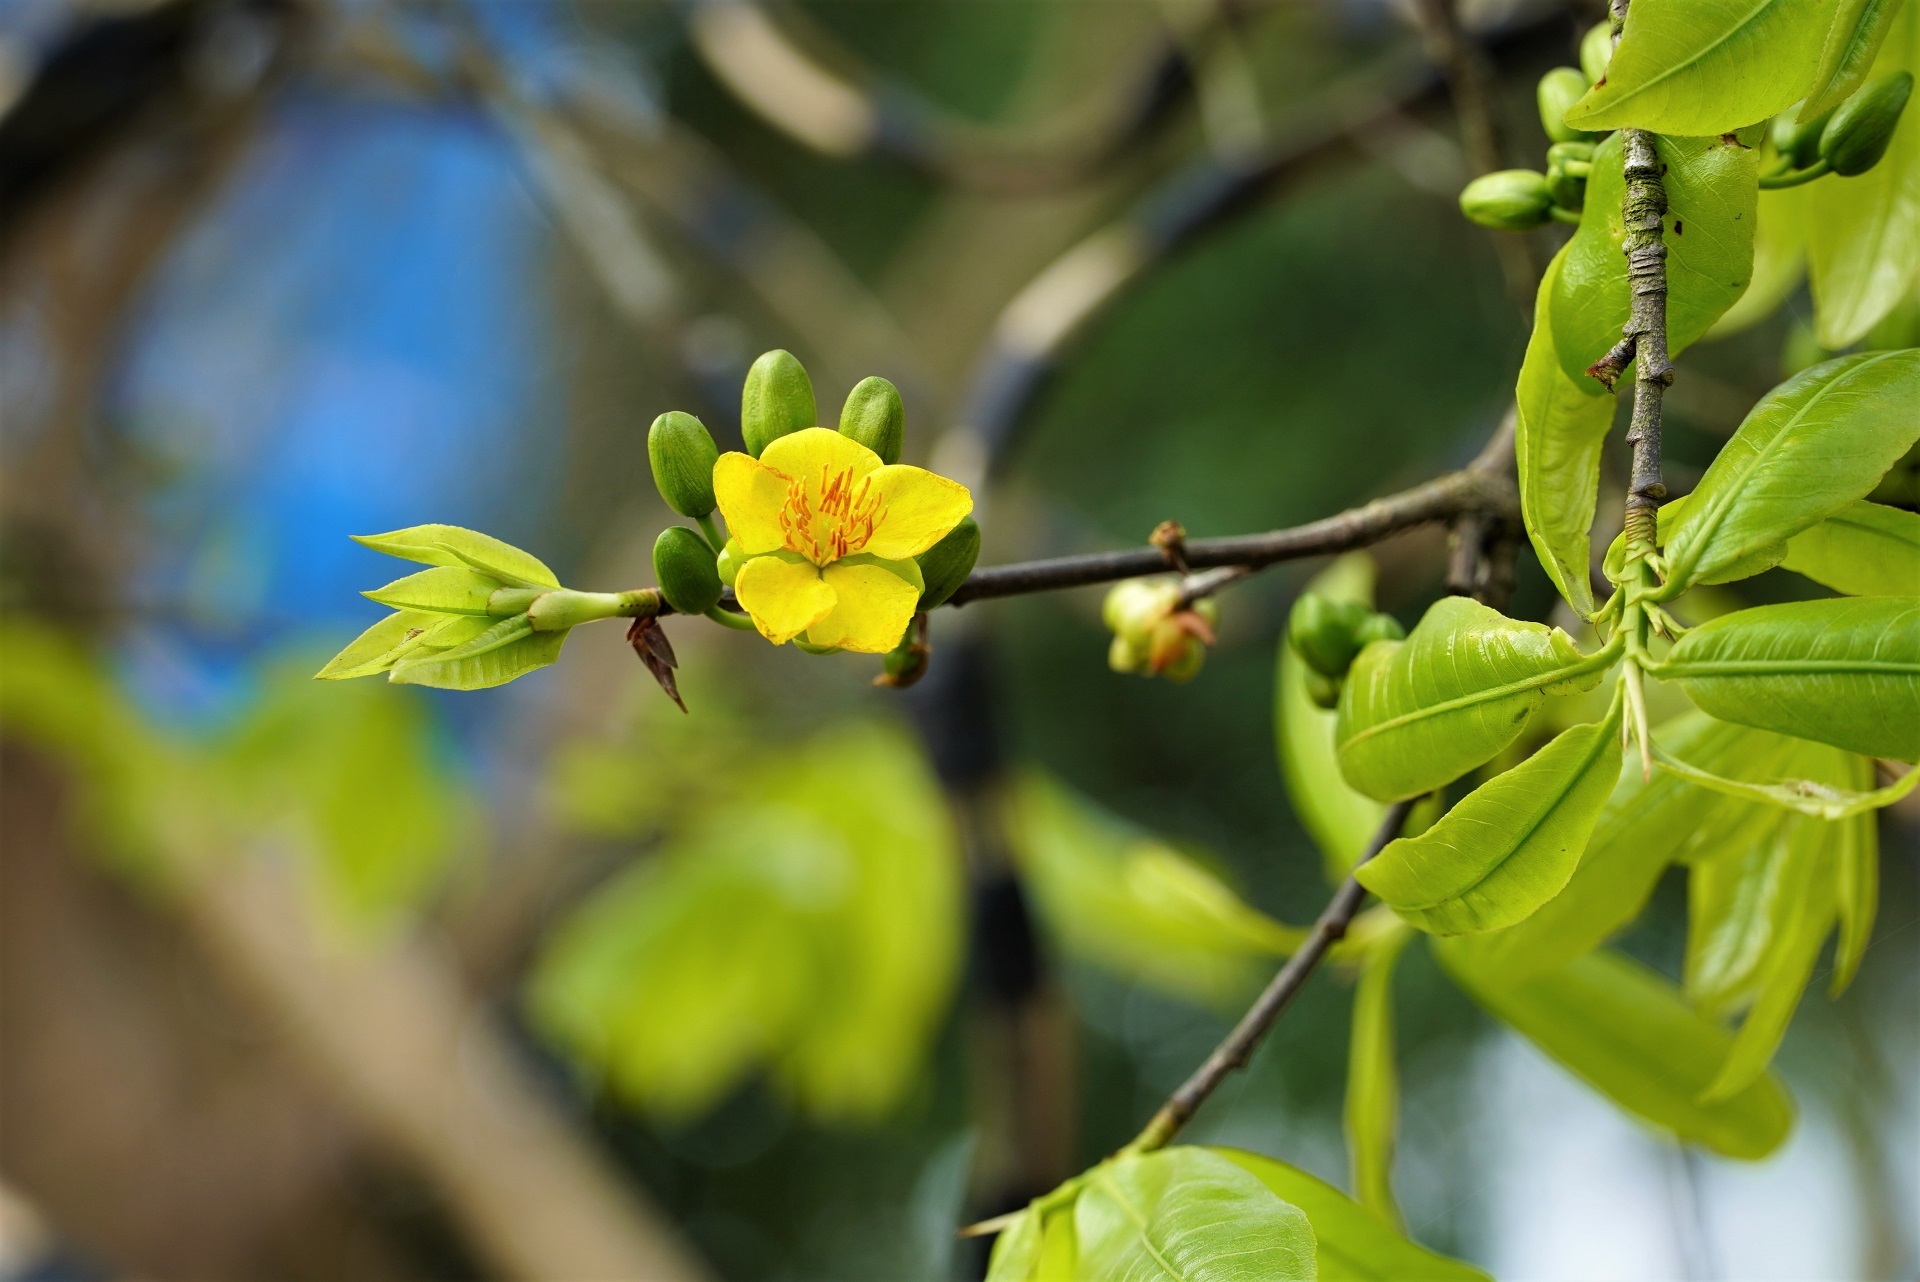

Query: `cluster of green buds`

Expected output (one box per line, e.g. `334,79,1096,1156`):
1102,578,1218,683
1764,72,1914,188
1286,591,1404,708
1459,27,1609,232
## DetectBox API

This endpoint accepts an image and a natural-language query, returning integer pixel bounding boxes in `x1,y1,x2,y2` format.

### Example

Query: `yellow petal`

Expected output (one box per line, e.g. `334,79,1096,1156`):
863,465,974,560
809,561,920,653
759,427,882,485
713,453,790,556
734,554,836,644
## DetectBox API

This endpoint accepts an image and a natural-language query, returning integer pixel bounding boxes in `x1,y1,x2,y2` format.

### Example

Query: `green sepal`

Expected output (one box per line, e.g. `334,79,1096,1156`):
647,411,720,518
741,349,816,457
653,526,724,615
838,375,905,465
914,515,979,608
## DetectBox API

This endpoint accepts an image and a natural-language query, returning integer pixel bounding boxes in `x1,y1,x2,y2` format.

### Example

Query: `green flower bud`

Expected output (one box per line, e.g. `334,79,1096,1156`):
1459,170,1554,231
1538,67,1599,143
647,411,720,518
838,375,905,466
1771,101,1834,170
653,526,723,616
1821,71,1914,176
741,349,816,457
1158,633,1206,683
1303,668,1342,711
1579,21,1612,87
1108,632,1146,674
915,516,980,608
715,539,743,588
1545,143,1591,213
1352,611,1406,649
1288,592,1372,678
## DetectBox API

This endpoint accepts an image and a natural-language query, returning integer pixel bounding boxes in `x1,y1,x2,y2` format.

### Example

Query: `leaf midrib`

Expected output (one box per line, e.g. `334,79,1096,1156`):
1666,657,1920,676
1090,1169,1185,1281
1341,650,1613,751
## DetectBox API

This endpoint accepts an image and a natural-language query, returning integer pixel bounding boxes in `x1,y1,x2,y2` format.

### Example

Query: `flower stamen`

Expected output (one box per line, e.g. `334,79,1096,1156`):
778,463,888,565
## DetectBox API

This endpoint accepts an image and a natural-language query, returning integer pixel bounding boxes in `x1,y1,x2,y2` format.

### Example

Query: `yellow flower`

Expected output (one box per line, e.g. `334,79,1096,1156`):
713,428,973,652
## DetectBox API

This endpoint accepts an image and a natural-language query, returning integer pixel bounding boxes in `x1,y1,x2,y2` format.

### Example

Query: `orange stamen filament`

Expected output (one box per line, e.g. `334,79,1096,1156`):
778,464,887,565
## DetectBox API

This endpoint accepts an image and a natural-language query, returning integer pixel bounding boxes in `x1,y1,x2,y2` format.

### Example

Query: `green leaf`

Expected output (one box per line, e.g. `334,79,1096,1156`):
1780,499,1920,595
1660,596,1920,761
1075,1148,1317,1282
985,1211,1043,1282
1690,805,1843,1101
1279,556,1393,878
1439,711,1788,983
388,614,567,690
1831,786,1880,994
1685,802,1809,1014
1215,1150,1490,1282
1345,926,1411,1226
1357,699,1624,935
352,524,559,587
363,566,504,615
1654,738,1919,817
1706,185,1809,338
1435,943,1795,1159
1551,132,1761,391
1659,351,1920,593
1808,2,1920,345
1335,597,1609,803
529,723,960,1121
1563,0,1830,134
1805,0,1912,116
1006,773,1306,1004
315,609,441,679
1517,247,1618,619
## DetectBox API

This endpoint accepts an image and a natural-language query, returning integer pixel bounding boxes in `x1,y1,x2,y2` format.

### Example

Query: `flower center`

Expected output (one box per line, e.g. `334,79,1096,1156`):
778,464,887,565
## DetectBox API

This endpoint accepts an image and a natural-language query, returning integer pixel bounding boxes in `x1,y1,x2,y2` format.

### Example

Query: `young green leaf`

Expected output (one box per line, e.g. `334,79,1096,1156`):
985,1210,1043,1282
1808,2,1920,345
1435,943,1795,1160
1439,712,1792,984
1660,597,1920,761
1562,0,1831,134
1357,699,1624,935
1517,248,1617,619
1806,0,1911,116
352,524,559,588
1006,773,1308,1003
1654,739,1920,817
389,615,568,690
315,609,441,680
363,566,504,615
1832,787,1880,995
1658,351,1920,593
1550,132,1761,390
1346,925,1412,1225
1214,1149,1490,1282
1074,1148,1317,1282
1706,185,1809,339
1779,499,1920,595
1685,802,1809,1014
1279,556,1396,878
1336,597,1608,803
1697,812,1842,1101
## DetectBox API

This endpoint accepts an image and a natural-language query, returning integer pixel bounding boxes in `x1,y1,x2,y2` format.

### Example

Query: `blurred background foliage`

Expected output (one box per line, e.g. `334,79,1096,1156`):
0,0,1913,1279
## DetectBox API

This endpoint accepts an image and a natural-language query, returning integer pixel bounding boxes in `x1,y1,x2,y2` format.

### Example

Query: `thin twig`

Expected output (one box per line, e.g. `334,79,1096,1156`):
946,466,1513,607
1614,124,1672,547
1125,798,1418,1153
